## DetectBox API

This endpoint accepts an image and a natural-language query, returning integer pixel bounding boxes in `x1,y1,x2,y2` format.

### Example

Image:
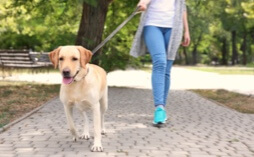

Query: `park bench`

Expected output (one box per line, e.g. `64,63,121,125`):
0,49,52,77
0,49,44,68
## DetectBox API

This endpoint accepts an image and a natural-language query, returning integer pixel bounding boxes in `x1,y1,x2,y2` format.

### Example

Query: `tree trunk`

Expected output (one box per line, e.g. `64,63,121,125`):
76,0,112,64
221,38,228,65
231,30,238,65
183,47,189,65
240,33,247,65
191,32,203,65
191,46,197,65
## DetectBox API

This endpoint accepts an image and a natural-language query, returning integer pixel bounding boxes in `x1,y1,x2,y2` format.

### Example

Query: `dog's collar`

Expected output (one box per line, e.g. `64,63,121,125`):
73,67,89,82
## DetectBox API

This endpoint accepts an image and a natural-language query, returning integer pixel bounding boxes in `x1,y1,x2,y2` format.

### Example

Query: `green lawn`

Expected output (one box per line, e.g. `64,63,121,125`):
0,81,60,128
191,89,254,114
187,66,254,75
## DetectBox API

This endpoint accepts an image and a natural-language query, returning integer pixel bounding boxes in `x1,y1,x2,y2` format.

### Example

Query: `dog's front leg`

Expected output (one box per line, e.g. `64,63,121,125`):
91,103,103,152
64,104,79,141
80,111,90,140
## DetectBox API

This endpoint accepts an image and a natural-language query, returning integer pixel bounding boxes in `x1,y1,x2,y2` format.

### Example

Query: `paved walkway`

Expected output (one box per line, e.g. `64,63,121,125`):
0,67,254,157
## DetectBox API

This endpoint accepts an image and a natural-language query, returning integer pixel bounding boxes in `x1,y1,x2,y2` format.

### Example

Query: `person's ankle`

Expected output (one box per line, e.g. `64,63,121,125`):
156,105,164,110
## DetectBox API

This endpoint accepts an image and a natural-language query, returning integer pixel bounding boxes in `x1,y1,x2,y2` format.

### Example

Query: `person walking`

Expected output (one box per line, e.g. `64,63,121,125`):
130,0,190,125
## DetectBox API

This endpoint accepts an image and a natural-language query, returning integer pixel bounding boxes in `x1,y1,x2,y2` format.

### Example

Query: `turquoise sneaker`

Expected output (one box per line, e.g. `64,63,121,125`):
153,107,167,124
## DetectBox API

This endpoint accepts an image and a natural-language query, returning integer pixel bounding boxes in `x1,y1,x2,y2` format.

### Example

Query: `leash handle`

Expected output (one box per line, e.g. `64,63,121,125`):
92,7,141,54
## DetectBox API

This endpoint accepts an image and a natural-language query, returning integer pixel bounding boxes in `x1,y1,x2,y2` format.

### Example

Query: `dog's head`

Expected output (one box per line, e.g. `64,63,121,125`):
49,46,92,84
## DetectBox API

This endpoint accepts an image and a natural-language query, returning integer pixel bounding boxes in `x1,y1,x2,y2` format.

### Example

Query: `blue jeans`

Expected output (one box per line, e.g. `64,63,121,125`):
144,26,173,107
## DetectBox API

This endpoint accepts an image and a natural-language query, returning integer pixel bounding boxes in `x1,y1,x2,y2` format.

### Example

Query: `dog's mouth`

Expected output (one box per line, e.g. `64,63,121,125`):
62,77,74,84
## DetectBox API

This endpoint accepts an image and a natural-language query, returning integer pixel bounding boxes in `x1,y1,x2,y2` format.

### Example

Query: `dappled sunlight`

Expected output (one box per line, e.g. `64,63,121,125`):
21,131,44,136
105,122,148,134
171,67,254,95
0,66,253,95
0,72,61,84
107,69,152,89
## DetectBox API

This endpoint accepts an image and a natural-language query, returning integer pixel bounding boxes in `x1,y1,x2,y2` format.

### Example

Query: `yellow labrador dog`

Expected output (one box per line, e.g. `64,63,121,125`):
49,46,108,152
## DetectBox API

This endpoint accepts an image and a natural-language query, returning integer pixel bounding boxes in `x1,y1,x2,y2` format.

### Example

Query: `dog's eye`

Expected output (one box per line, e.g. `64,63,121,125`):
59,57,64,61
72,57,78,61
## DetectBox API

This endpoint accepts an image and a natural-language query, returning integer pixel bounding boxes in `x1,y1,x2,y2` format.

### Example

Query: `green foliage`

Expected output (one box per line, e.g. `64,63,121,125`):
0,0,253,70
0,0,82,51
98,0,142,71
177,0,254,65
83,0,98,7
242,2,254,18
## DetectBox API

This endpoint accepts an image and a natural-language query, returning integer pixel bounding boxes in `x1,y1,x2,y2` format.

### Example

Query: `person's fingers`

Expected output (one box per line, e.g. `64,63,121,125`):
182,39,187,46
185,38,190,46
182,37,190,47
137,3,146,11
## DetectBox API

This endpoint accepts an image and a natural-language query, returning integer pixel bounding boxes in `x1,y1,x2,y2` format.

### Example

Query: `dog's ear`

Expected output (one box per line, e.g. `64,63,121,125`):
49,47,61,69
76,46,92,69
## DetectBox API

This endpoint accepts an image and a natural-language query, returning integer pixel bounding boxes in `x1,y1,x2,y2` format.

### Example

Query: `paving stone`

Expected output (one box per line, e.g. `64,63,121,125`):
1,155,16,157
0,88,254,157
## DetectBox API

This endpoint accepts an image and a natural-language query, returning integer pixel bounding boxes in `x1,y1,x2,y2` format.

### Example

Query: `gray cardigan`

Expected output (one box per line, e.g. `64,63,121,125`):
130,0,186,60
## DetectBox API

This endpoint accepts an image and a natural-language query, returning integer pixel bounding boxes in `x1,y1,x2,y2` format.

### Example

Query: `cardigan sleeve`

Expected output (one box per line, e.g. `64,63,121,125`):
183,0,187,12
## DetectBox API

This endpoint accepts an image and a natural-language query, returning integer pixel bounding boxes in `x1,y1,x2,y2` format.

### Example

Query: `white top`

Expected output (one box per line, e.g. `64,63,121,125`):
144,0,176,28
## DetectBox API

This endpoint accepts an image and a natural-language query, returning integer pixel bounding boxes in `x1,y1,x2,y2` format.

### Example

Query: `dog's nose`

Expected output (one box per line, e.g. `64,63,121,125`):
63,69,70,77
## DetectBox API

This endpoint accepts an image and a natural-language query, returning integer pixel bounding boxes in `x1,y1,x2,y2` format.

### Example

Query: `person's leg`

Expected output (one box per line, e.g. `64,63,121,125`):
144,26,167,107
144,26,168,124
162,28,173,105
163,60,174,105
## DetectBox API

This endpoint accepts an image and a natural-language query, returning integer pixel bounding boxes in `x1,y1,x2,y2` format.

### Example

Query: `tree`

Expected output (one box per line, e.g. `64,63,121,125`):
242,1,254,18
0,0,81,51
241,1,254,65
186,0,213,65
75,0,113,64
221,0,254,65
209,0,254,65
98,0,140,71
1,0,253,68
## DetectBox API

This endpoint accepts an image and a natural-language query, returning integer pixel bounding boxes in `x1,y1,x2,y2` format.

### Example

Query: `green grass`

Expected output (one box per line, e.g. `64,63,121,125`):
247,62,254,68
188,66,254,75
191,89,254,114
142,64,254,75
0,81,60,128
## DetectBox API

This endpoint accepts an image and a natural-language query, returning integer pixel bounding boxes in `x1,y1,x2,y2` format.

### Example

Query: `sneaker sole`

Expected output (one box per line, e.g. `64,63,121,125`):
153,117,167,124
153,123,165,128
152,121,166,125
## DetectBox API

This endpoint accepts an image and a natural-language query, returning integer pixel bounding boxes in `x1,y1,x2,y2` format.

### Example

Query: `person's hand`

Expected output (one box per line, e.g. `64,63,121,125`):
137,2,147,11
182,31,190,47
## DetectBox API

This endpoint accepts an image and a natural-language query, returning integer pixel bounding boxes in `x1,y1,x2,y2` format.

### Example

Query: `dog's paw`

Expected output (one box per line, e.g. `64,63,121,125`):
80,133,90,140
73,136,78,142
91,144,103,152
69,129,79,142
101,129,106,135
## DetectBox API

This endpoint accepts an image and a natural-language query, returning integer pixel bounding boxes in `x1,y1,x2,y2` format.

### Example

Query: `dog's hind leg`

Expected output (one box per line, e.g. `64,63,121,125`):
100,89,108,135
80,111,90,140
63,104,79,142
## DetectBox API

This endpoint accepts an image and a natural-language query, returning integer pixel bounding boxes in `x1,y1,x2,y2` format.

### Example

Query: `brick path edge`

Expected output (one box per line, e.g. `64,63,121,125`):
0,97,58,133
